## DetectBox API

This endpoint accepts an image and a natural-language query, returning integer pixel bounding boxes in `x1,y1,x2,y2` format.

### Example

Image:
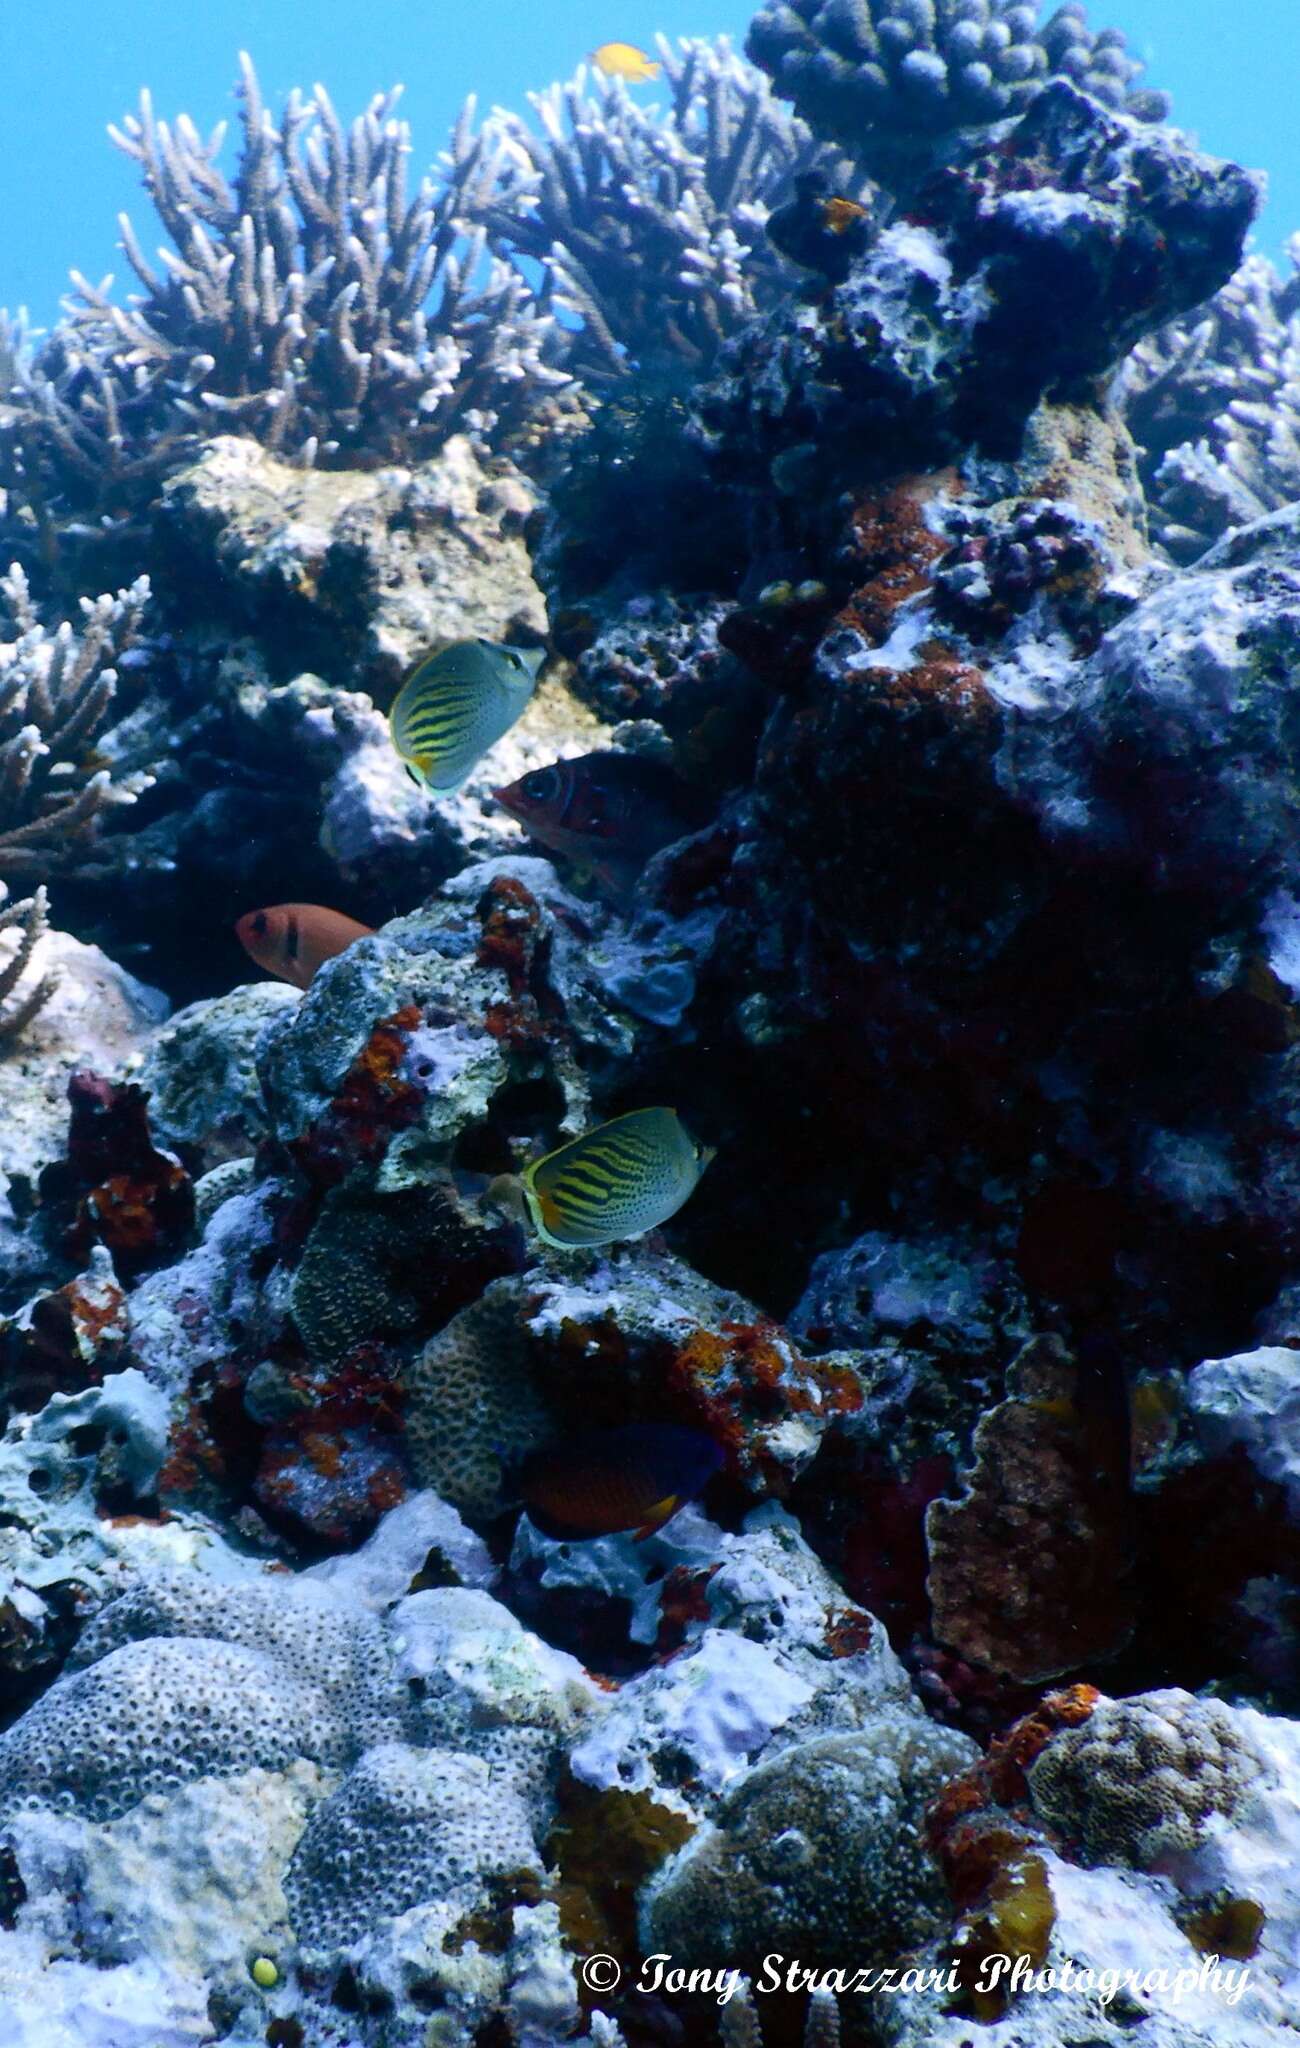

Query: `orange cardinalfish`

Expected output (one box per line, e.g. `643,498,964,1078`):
590,41,660,81
493,751,693,901
235,904,374,991
517,1423,724,1542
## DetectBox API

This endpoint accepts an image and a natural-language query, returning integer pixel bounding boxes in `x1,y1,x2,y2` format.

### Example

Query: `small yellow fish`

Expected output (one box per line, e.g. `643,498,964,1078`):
523,1107,714,1250
389,639,545,793
818,194,869,235
590,41,660,82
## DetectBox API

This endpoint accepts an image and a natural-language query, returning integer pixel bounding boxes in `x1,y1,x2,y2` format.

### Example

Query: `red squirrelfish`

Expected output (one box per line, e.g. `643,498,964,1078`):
493,752,691,899
518,1422,724,1542
235,904,374,991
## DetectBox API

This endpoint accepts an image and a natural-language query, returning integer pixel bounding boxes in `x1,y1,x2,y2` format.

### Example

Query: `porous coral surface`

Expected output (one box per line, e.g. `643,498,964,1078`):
3,9,1300,2048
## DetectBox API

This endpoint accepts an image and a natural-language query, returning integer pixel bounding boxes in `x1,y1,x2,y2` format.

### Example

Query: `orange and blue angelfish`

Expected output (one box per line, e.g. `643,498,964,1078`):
590,40,660,81
517,1422,724,1542
493,751,693,901
235,903,374,991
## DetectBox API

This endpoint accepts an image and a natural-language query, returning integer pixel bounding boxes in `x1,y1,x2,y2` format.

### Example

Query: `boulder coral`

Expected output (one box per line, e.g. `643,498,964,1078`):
642,1717,977,1970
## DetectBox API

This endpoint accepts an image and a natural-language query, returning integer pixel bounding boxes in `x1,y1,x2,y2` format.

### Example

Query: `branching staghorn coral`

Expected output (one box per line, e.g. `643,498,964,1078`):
1118,236,1300,563
454,36,861,384
0,53,574,534
746,0,1169,182
0,563,153,880
0,883,58,1043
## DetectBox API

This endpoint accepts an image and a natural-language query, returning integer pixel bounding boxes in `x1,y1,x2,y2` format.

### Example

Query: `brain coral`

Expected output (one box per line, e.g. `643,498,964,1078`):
0,1636,346,1823
1027,1688,1274,1867
284,1741,541,1951
402,1278,553,1518
67,1569,402,1752
642,1716,975,1969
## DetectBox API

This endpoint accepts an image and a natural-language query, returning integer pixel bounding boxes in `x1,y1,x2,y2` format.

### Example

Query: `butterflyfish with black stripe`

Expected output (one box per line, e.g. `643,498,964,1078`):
389,639,545,793
522,1107,715,1249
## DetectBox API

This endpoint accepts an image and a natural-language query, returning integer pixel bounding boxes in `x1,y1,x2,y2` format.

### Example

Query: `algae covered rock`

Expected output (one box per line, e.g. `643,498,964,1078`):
642,1716,976,1970
156,433,546,702
255,857,626,1185
0,935,169,1307
992,504,1300,898
129,981,298,1171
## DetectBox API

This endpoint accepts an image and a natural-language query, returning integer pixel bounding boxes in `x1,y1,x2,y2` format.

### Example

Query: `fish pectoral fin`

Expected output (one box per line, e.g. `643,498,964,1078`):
633,1494,681,1542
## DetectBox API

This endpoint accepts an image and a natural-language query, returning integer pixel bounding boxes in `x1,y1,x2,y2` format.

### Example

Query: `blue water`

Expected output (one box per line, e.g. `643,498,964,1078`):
2,0,1297,329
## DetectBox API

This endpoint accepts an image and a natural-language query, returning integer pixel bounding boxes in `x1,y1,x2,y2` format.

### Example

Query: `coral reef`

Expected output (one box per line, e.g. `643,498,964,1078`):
0,55,574,557
1027,1688,1270,1866
926,1335,1136,1682
642,1718,976,1969
283,1741,541,1950
458,37,857,386
1118,238,1300,563
5,9,1300,2047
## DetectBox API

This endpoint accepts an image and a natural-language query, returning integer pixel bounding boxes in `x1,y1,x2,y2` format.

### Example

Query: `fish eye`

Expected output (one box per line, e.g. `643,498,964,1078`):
250,912,268,937
523,767,559,801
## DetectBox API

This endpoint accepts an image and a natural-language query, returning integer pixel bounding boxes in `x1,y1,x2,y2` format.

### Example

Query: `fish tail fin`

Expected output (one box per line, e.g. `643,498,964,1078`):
634,1493,681,1542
